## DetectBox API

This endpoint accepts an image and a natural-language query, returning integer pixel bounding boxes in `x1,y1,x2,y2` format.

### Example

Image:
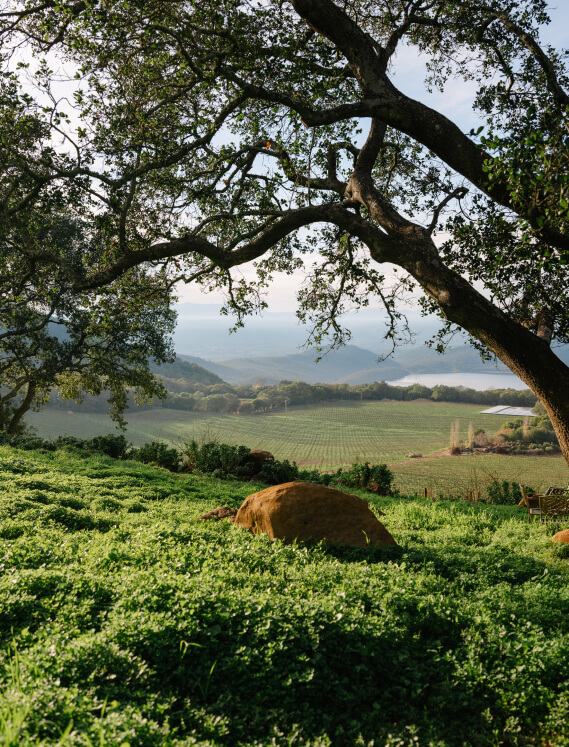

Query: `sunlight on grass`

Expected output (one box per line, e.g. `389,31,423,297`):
1,445,569,744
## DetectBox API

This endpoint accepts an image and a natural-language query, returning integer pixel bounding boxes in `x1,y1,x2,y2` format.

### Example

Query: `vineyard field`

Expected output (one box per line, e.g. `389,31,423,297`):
389,454,568,498
28,400,505,464
27,401,569,495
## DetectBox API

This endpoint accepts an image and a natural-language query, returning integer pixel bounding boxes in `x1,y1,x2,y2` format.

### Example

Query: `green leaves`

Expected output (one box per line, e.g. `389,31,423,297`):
1,446,569,744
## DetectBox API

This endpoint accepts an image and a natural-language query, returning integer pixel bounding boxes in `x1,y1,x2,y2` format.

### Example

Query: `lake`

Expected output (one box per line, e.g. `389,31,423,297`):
386,372,528,390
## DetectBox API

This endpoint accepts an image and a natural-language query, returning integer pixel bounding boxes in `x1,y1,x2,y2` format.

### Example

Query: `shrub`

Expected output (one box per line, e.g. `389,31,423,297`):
182,440,251,477
129,441,180,472
486,480,533,505
85,434,130,459
54,435,86,450
336,462,394,495
257,458,299,485
298,468,333,486
181,438,337,485
0,432,57,451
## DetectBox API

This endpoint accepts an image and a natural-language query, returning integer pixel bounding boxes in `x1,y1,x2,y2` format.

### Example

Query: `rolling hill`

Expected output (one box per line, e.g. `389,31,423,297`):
178,343,517,385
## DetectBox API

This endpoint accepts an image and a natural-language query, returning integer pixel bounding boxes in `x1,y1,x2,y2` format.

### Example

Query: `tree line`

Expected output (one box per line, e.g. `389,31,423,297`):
49,378,537,416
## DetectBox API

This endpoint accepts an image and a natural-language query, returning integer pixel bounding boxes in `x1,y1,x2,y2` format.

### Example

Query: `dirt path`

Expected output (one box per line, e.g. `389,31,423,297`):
387,449,563,467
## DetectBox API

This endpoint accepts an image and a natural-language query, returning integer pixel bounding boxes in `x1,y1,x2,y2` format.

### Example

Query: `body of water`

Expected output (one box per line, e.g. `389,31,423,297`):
386,372,528,391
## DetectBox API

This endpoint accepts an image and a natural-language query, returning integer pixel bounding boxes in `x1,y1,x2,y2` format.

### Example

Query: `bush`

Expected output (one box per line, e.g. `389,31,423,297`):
180,439,337,485
0,432,57,451
85,434,129,459
257,458,299,484
486,480,534,505
336,462,394,495
54,435,86,450
182,440,251,476
298,468,333,486
128,441,180,472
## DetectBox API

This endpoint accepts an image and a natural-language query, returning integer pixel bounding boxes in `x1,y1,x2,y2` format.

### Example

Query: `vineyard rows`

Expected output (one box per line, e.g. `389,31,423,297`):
28,401,568,496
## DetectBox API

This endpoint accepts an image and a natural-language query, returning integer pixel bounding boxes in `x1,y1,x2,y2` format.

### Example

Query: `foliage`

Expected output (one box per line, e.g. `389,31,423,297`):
85,435,130,460
127,441,181,472
50,372,540,416
1,0,569,457
0,431,129,459
182,440,252,478
500,415,558,444
1,446,569,745
181,437,336,485
336,461,394,496
0,215,177,433
486,480,525,505
257,457,300,485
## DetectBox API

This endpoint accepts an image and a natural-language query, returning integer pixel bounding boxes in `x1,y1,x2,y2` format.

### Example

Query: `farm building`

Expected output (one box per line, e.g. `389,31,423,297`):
480,405,536,417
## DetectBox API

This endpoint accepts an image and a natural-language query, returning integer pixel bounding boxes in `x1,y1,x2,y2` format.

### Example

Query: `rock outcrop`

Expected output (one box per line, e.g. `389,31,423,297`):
234,481,396,547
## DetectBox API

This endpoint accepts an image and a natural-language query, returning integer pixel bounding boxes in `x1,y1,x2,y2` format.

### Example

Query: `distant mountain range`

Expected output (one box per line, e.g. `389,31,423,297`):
175,342,545,386
172,302,444,360
171,302,569,386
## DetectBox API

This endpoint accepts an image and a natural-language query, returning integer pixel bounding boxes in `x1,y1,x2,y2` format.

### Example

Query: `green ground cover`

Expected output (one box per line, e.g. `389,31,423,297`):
2,446,569,745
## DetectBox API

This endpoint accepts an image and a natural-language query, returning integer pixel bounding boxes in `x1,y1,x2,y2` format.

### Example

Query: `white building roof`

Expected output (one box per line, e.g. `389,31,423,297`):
480,406,536,417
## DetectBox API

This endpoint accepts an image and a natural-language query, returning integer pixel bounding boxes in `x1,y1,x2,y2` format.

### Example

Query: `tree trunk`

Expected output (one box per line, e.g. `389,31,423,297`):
7,380,37,435
338,168,569,467
381,235,569,466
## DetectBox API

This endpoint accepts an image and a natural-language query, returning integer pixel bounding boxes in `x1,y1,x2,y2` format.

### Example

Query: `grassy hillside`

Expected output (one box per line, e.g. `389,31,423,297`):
150,358,224,388
1,446,569,745
26,401,568,497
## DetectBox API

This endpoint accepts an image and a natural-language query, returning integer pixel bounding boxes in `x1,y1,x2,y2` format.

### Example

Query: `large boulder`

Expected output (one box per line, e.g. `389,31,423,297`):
234,481,396,548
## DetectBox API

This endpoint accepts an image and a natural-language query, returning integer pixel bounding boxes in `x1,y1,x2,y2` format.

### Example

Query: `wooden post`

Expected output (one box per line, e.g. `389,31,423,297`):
423,487,428,499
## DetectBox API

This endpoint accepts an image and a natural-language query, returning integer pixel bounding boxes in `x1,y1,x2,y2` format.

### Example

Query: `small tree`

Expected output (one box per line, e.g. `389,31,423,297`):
0,216,176,432
467,422,475,450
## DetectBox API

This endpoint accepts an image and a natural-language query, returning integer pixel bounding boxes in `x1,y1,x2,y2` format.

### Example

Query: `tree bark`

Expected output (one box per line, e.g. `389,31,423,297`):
366,228,569,464
7,380,37,435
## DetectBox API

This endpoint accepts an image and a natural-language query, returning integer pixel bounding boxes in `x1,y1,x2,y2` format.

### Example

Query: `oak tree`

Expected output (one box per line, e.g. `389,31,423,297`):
2,0,569,459
0,213,176,432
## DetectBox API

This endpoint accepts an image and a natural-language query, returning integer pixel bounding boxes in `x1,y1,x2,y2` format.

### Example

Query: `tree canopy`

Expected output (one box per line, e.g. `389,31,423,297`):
0,212,176,432
1,0,569,457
